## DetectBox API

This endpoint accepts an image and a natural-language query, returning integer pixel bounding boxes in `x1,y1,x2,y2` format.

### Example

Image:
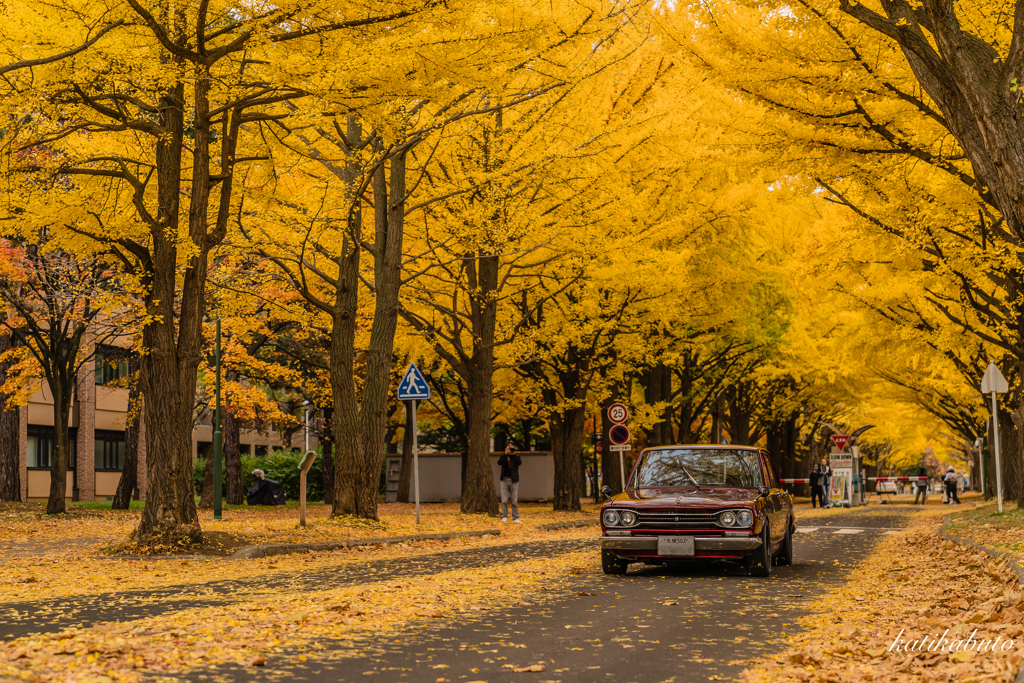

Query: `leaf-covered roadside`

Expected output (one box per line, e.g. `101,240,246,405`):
942,502,1024,557
741,513,1024,683
0,549,593,681
0,522,595,603
0,502,599,555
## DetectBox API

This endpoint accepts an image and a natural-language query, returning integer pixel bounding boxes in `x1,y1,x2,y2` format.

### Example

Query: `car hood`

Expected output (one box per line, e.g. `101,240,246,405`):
608,487,759,508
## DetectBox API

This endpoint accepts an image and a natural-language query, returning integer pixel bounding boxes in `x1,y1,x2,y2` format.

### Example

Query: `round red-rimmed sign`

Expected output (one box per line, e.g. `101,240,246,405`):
609,424,631,445
607,403,629,424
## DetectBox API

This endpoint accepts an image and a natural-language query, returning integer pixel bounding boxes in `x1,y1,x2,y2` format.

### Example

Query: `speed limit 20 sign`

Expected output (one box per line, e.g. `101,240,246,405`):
607,403,629,424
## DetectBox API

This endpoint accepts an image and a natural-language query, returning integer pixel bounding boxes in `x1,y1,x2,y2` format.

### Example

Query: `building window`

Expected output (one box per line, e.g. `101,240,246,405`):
95,430,126,471
95,346,129,386
27,425,77,470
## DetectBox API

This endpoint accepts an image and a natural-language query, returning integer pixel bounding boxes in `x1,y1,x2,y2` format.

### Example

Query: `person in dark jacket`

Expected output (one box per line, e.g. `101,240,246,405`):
809,464,823,508
498,444,522,523
819,458,832,509
914,467,928,505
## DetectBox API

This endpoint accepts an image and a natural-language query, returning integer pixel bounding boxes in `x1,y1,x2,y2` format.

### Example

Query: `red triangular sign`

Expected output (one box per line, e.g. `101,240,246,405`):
831,434,851,451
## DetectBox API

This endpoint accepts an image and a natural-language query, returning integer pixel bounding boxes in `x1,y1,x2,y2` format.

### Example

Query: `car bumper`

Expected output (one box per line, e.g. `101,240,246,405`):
600,536,762,552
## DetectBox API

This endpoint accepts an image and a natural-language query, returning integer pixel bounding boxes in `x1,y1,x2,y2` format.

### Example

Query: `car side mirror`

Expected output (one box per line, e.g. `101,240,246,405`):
601,485,613,501
758,486,770,498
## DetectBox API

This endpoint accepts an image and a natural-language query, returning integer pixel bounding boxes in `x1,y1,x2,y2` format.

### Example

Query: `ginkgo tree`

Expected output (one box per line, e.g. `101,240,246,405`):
0,0,441,541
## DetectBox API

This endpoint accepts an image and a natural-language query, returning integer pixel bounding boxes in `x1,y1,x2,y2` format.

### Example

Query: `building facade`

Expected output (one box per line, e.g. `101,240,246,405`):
13,348,297,503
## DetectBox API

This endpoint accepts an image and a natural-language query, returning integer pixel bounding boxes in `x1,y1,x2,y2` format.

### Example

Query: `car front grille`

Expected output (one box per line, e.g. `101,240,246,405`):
635,511,718,527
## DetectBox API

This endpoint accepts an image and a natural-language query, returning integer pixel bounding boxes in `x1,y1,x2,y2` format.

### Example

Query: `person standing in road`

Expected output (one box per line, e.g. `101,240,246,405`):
809,464,823,508
819,458,832,509
944,466,961,505
914,467,928,505
498,444,522,523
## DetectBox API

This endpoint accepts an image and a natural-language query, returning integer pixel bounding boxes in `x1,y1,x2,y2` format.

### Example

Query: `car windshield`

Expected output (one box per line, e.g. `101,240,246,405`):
633,448,765,489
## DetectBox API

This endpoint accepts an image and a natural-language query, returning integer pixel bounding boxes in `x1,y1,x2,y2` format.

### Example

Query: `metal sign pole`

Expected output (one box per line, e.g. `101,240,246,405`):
214,318,222,521
412,399,420,525
619,452,625,491
991,391,1003,513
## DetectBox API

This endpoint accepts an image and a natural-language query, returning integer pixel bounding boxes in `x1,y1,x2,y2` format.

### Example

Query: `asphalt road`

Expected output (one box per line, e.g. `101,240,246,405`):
174,507,915,683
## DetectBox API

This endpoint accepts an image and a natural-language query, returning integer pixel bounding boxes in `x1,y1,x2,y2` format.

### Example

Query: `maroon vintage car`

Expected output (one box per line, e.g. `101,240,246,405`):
600,445,794,576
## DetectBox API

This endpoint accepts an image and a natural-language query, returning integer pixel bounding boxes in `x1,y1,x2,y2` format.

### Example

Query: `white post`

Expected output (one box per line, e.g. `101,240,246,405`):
991,391,1003,513
412,399,420,524
619,451,626,491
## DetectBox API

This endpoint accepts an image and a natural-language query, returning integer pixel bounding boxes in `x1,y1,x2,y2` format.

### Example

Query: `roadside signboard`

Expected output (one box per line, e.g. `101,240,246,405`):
609,444,632,452
607,403,629,424
829,452,853,468
830,434,851,451
609,424,630,445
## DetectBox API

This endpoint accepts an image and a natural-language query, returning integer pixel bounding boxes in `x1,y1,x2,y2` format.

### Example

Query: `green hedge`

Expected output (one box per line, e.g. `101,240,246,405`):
193,448,325,502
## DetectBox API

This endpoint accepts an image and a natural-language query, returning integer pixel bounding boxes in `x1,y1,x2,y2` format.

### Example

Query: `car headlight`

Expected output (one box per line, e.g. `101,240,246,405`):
619,510,637,526
720,511,736,527
603,509,621,526
736,510,753,527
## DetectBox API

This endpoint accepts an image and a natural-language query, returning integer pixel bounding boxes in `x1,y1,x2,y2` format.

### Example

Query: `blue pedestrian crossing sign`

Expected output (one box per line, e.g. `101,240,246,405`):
397,362,431,401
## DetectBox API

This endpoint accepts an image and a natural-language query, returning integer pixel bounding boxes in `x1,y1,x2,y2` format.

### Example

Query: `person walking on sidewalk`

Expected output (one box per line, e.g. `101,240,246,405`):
944,466,961,505
498,444,522,523
819,458,832,509
809,464,823,508
914,467,928,505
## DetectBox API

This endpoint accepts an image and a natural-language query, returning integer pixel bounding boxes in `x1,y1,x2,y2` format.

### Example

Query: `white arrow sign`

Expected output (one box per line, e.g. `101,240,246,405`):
981,361,1008,394
981,360,1008,513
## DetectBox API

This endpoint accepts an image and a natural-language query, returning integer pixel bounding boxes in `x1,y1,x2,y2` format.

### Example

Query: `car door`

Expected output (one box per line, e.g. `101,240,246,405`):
760,450,785,550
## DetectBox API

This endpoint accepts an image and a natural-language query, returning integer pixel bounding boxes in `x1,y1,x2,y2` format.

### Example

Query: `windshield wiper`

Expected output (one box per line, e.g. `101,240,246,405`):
678,465,700,489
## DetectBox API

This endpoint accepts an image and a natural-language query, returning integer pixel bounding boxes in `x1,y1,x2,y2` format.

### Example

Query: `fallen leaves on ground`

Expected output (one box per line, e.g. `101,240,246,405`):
0,502,597,602
741,511,1024,683
0,548,595,681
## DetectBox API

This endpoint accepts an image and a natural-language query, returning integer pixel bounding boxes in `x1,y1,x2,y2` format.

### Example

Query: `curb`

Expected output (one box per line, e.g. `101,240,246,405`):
937,513,1024,586
536,520,598,531
227,529,502,560
937,513,1024,683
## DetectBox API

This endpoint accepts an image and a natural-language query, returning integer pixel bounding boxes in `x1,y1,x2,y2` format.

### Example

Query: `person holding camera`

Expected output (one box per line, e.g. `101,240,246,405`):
498,444,522,523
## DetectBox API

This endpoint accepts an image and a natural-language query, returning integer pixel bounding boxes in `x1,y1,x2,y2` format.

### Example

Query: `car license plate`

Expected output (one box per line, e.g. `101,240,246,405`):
657,536,694,557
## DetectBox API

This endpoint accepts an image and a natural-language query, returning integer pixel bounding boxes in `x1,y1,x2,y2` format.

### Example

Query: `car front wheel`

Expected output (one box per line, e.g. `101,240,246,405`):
775,519,793,566
744,523,771,577
602,549,630,575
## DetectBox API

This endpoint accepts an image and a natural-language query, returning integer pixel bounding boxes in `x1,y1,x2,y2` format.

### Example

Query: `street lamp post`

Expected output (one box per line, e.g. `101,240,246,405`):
213,318,223,521
303,400,311,453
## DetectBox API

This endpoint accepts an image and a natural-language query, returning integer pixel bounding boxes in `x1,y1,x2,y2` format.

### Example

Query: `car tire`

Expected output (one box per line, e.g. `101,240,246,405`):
602,549,629,575
744,524,771,577
775,519,794,567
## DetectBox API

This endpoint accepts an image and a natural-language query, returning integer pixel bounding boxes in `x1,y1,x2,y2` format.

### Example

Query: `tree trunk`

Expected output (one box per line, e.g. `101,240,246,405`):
840,0,1024,243
331,139,408,520
550,400,586,511
131,72,203,546
520,418,533,451
462,367,499,514
199,454,215,509
224,372,242,505
0,331,20,501
321,407,334,504
398,402,414,503
46,376,73,514
112,374,141,510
